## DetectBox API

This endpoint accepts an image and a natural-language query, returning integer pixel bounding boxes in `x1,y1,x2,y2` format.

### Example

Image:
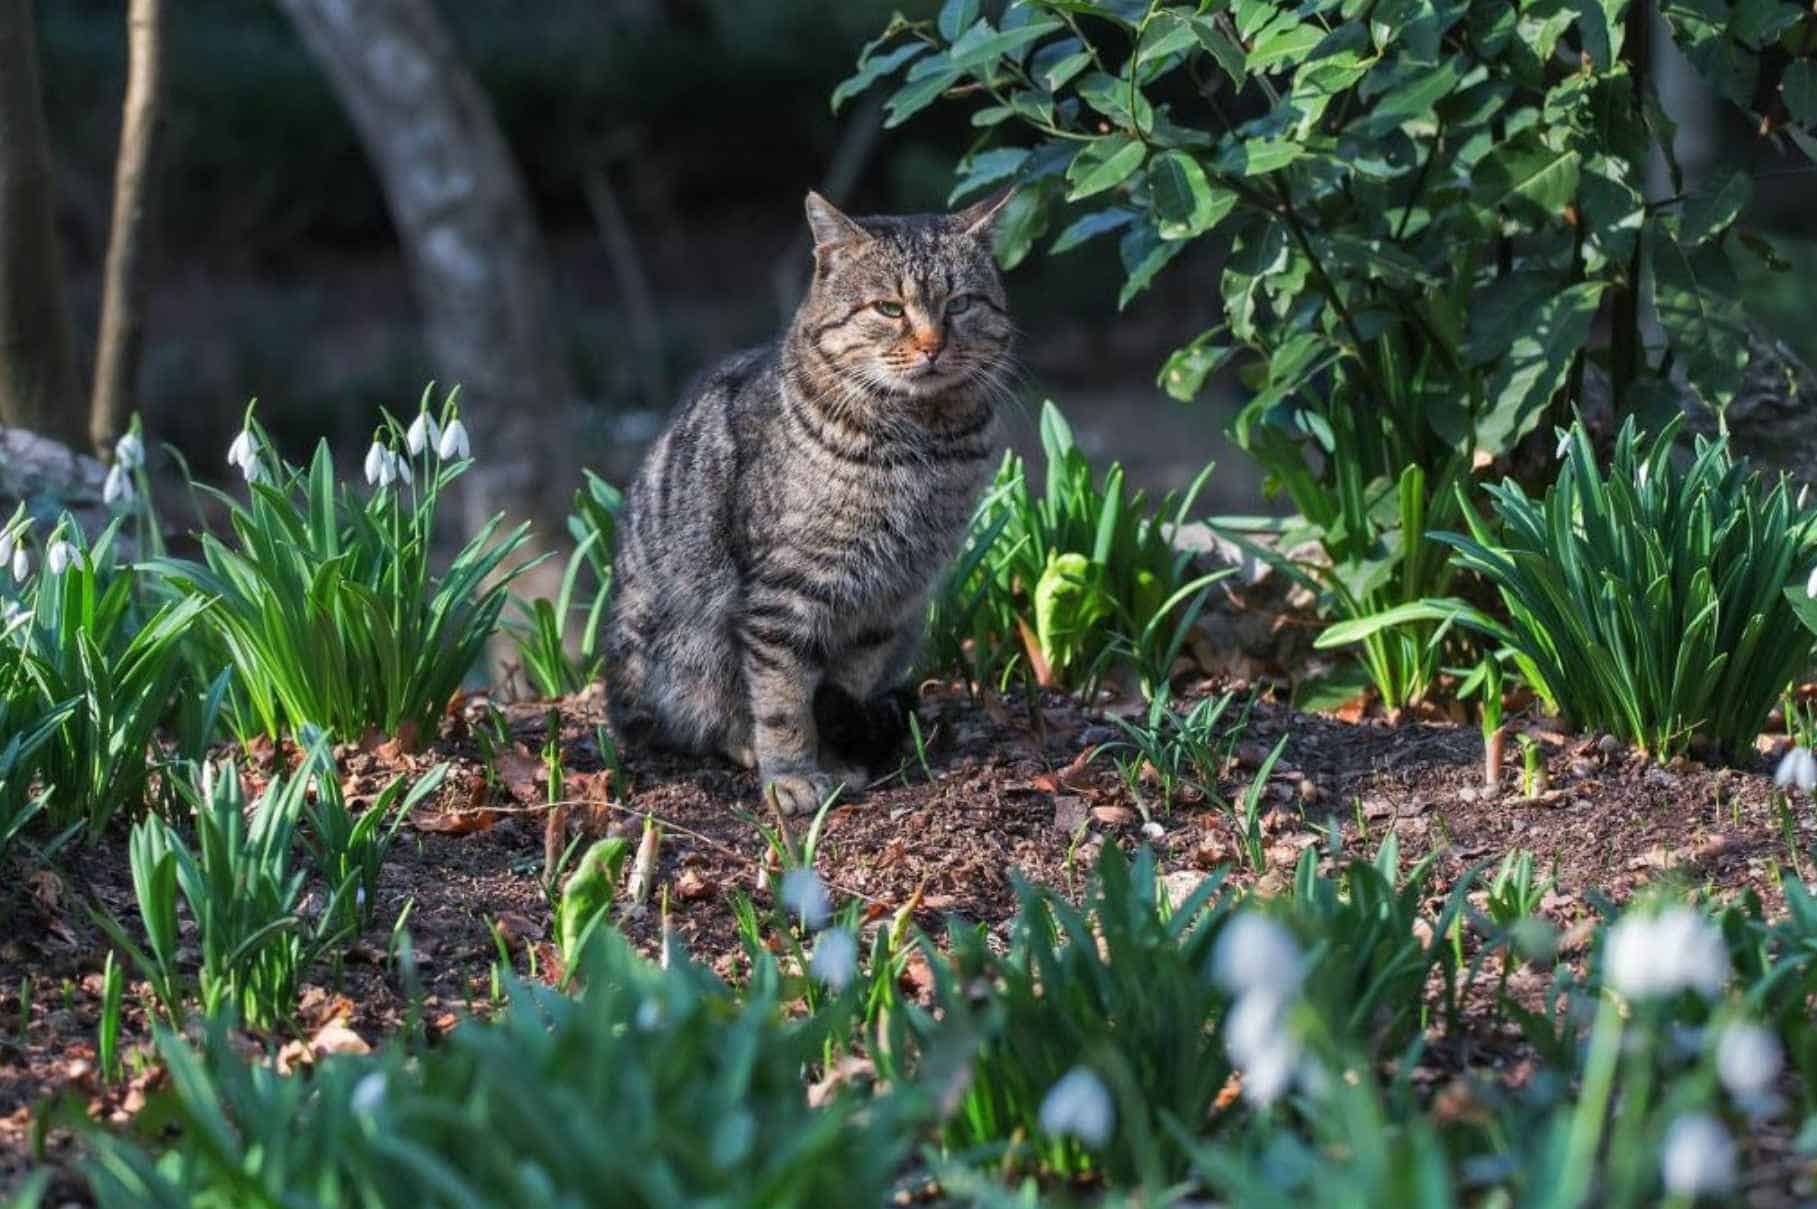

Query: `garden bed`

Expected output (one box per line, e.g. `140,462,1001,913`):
4,678,1809,1202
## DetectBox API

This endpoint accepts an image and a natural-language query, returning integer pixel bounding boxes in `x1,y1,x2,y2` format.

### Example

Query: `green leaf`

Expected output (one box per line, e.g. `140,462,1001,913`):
884,67,963,129
992,182,1053,270
949,17,1064,70
1212,138,1303,176
1049,206,1138,254
1045,49,1093,91
1470,281,1605,455
1065,135,1148,201
1117,221,1188,308
1574,0,1626,68
1732,0,1802,49
1136,12,1199,68
1158,333,1235,402
1784,59,1817,125
1148,151,1235,239
1472,140,1581,221
831,42,926,113
1354,56,1465,136
1188,15,1248,86
1651,234,1752,411
1679,170,1752,247
938,0,980,42
950,147,1031,204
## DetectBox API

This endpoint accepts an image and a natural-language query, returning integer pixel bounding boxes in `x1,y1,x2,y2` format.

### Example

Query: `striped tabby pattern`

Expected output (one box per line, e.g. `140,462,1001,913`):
605,190,1015,813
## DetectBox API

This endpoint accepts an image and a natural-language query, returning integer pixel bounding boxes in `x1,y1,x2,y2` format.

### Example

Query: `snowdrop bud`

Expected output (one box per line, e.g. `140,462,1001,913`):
1604,906,1729,1000
363,439,388,485
227,428,256,471
350,1072,386,1115
809,927,858,990
1774,747,1817,793
1213,913,1304,997
437,418,471,460
1660,1113,1736,1198
113,431,144,471
406,411,440,456
1555,430,1571,460
1716,1022,1782,1102
1224,989,1300,1106
1806,565,1817,599
0,531,13,568
1636,462,1650,488
46,541,74,576
1802,483,1812,511
390,450,412,485
11,545,29,582
103,463,134,507
780,868,831,931
1039,1067,1114,1147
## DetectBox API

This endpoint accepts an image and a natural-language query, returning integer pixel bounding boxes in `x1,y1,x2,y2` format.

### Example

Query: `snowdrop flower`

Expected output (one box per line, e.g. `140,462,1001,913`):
363,439,388,486
242,458,266,485
1659,1112,1736,1198
390,450,412,486
1806,565,1817,599
0,530,13,570
1774,746,1817,793
406,410,441,456
635,997,664,1031
1636,461,1650,489
780,868,831,931
1604,906,1729,1000
1212,913,1304,997
46,541,75,576
1224,988,1300,1106
113,431,144,471
1555,429,1571,460
1716,1021,1782,1104
437,417,471,460
227,427,257,473
103,462,134,507
809,927,858,991
1039,1067,1114,1147
10,544,28,583
350,1071,386,1115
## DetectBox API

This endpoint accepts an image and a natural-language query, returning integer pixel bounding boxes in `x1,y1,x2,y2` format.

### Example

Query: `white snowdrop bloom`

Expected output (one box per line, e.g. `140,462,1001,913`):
103,463,133,507
0,531,14,569
1636,462,1650,488
1038,1067,1114,1147
780,868,831,931
1774,746,1817,793
350,1071,386,1115
1716,1022,1782,1103
635,998,663,1031
1806,565,1817,599
363,439,388,485
1212,913,1304,997
1555,430,1571,460
241,455,266,485
437,418,471,460
1660,1112,1736,1198
46,541,75,576
406,411,441,456
1605,906,1729,1000
113,431,144,470
10,545,28,583
1224,989,1300,1107
390,450,412,485
809,927,858,991
227,428,257,472
1141,820,1164,840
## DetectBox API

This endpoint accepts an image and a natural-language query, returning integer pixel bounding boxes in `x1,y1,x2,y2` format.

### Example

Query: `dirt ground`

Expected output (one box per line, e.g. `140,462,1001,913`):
2,676,1811,1202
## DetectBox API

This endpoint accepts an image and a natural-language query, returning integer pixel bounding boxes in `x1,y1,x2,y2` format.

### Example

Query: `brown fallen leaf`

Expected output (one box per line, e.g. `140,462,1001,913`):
674,867,716,902
494,743,544,805
412,806,497,835
493,912,545,948
27,869,63,911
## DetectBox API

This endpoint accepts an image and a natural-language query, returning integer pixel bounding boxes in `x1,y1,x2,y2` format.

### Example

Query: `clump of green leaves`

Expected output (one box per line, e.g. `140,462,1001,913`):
1326,418,1817,761
147,393,538,747
931,401,1221,695
843,0,1817,711
1096,686,1248,811
509,470,620,698
304,753,449,937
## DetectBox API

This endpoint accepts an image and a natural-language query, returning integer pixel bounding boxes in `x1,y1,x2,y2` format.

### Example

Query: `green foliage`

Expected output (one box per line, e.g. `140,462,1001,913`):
842,0,1817,709
74,931,907,1209
1325,417,1817,760
303,756,450,938
509,471,621,698
98,743,356,1030
930,401,1222,693
556,837,632,973
12,519,209,834
146,397,538,746
1096,685,1249,812
0,625,72,866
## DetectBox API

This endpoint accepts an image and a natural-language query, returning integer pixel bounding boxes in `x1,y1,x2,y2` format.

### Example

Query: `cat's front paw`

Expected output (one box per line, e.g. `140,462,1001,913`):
761,766,855,816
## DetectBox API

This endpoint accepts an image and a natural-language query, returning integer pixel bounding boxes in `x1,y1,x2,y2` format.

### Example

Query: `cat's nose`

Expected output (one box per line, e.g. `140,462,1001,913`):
913,331,944,363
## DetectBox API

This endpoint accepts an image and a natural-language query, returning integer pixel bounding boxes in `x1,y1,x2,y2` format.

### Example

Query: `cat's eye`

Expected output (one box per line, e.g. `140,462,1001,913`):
948,295,974,315
874,301,905,318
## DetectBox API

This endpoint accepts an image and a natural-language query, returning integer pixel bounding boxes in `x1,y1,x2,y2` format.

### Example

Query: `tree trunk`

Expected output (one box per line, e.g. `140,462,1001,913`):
0,0,84,448
89,0,168,458
273,0,575,523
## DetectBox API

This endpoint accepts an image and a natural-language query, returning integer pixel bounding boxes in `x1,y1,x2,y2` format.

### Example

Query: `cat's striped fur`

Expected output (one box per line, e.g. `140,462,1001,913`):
605,190,1015,813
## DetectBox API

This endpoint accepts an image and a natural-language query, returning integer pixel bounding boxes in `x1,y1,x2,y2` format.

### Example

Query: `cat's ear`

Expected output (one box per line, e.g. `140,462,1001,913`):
805,191,871,250
953,188,1015,240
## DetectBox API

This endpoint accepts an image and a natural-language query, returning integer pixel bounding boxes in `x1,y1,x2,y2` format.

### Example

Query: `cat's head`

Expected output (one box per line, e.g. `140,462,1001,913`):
793,191,1015,402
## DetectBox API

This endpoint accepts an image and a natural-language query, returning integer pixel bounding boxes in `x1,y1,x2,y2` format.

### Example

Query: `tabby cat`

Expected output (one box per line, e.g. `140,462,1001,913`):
605,189,1015,813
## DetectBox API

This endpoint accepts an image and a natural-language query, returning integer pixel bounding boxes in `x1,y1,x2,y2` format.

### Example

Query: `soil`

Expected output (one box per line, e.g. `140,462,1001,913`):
2,678,1812,1204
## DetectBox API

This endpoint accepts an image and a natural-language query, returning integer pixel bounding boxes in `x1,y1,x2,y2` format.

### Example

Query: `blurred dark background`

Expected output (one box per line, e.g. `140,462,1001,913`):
34,0,1254,513
28,0,1817,522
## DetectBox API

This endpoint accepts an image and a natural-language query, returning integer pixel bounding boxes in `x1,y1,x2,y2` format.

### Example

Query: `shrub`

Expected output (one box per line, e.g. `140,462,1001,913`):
1324,417,1817,760
841,0,1817,710
146,396,538,746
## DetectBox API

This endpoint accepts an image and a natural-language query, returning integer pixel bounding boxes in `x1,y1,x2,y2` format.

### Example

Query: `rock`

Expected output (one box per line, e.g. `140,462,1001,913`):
1052,795,1091,834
